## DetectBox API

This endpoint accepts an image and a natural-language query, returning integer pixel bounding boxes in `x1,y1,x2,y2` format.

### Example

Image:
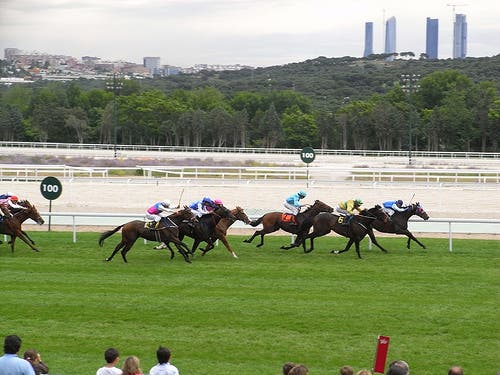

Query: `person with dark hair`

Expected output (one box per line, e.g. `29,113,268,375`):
149,346,179,375
23,349,49,375
96,347,122,375
282,362,296,374
448,366,464,375
386,360,409,375
287,364,309,375
0,334,35,375
340,365,354,375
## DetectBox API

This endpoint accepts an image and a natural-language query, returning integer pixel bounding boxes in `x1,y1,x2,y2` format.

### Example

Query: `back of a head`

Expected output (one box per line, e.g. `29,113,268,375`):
386,360,409,375
23,349,38,362
448,366,464,375
3,334,22,354
104,348,119,364
283,362,296,375
156,346,171,364
340,365,354,375
288,364,309,375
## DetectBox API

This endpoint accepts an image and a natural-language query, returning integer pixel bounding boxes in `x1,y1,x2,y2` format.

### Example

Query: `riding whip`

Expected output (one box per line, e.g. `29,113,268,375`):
177,187,185,207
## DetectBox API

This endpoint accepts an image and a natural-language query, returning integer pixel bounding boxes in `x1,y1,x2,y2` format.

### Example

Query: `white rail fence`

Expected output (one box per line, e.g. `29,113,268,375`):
15,212,500,252
1,164,499,185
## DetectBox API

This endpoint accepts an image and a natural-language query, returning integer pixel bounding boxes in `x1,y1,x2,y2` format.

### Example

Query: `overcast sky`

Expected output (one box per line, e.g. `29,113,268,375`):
1,0,499,68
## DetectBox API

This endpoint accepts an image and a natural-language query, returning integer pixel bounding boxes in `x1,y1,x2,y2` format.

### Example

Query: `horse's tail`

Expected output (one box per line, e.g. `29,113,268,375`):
98,224,124,247
249,216,263,227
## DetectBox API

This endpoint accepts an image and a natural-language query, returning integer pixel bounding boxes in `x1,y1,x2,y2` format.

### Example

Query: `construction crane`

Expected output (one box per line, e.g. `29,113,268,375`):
447,3,468,20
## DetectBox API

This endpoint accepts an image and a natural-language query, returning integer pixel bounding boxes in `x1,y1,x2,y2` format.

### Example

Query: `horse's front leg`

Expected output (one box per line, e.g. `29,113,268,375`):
332,238,354,255
11,232,39,252
243,231,259,244
406,231,426,249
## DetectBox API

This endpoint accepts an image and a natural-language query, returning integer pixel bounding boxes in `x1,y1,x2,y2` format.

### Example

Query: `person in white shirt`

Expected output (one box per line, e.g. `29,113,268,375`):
96,348,122,375
149,346,179,375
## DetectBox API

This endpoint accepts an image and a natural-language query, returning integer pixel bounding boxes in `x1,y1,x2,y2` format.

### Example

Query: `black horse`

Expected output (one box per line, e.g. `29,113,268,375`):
243,200,334,250
303,205,389,259
370,202,430,249
98,206,194,263
174,205,236,256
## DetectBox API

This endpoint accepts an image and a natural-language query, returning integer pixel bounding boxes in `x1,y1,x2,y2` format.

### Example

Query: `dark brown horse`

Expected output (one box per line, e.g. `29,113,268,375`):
98,206,194,263
303,205,389,259
243,200,334,249
173,205,236,256
0,200,45,252
369,202,430,249
200,206,250,258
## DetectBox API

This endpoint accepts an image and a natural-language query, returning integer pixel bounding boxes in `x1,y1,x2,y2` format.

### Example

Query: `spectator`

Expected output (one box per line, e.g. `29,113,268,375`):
288,364,309,375
121,356,142,375
448,366,463,375
96,348,122,375
149,346,179,375
356,370,372,375
386,360,409,375
283,362,296,374
23,349,49,375
0,334,35,375
340,365,354,375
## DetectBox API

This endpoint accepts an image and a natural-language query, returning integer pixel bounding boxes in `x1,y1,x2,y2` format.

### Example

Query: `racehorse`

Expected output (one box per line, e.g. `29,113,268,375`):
172,205,236,256
370,202,430,249
303,205,389,259
98,206,194,263
0,200,45,252
243,200,334,249
199,206,250,258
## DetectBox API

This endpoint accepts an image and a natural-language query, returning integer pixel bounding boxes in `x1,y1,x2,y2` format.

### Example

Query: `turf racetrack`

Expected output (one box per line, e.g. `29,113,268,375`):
1,232,498,375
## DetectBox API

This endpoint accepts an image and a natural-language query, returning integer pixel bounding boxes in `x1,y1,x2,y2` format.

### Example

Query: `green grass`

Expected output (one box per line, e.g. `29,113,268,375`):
1,232,498,375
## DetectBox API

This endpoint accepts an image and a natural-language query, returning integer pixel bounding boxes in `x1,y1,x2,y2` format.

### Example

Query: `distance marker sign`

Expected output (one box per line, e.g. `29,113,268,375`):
40,176,62,200
300,147,316,164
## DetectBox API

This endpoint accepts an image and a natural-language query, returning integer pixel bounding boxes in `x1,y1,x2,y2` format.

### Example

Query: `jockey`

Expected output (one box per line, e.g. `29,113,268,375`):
146,198,177,229
206,198,223,212
283,190,307,215
189,197,217,218
0,195,26,218
382,199,407,217
336,198,363,224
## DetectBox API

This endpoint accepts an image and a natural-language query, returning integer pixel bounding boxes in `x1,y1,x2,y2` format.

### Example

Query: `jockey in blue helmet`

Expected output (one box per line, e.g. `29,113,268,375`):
283,190,307,215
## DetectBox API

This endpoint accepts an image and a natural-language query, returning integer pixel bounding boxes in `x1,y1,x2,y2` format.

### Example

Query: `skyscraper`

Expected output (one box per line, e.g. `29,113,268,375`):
384,16,396,61
453,14,467,59
426,17,439,59
363,22,374,57
143,56,161,74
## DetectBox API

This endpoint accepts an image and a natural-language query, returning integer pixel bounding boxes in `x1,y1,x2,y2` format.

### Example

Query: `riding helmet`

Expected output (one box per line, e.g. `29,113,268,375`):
11,195,19,201
214,198,223,205
162,199,171,206
354,198,363,205
396,199,403,206
298,190,307,198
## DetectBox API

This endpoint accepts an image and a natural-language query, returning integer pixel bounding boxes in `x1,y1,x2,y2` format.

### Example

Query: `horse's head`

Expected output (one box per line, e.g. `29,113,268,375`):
17,200,45,225
232,206,251,224
214,205,237,220
174,206,195,221
413,202,429,220
312,200,334,213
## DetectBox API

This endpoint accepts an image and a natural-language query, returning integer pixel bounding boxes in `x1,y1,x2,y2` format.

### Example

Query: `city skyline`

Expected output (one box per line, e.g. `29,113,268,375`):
1,0,499,68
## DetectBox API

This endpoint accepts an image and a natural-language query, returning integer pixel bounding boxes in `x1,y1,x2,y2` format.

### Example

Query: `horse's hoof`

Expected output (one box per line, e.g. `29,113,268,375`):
332,250,339,254
105,258,111,262
243,239,250,243
256,244,263,248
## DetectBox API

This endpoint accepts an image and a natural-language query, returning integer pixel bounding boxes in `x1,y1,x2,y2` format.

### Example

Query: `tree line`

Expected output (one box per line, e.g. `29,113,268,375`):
0,67,498,152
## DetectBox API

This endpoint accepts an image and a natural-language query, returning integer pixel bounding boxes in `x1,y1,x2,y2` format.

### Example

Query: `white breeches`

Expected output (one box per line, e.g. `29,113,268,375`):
283,202,299,215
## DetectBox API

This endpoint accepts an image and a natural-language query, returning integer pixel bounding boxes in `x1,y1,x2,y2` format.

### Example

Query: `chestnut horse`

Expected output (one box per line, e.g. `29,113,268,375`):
0,200,45,252
303,205,389,259
369,202,429,249
98,206,194,263
243,200,334,250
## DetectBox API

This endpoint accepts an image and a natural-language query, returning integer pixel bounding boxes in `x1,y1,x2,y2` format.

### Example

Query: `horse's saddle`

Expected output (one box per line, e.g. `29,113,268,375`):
281,213,297,224
337,215,351,226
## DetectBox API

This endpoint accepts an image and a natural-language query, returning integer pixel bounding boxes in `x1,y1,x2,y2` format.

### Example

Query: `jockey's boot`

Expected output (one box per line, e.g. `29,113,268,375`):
343,215,352,226
154,220,161,229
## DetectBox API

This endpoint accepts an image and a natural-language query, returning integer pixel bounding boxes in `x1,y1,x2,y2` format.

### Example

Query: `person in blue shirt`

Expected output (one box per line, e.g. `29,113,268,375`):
283,190,307,215
189,197,217,217
382,199,407,217
0,334,35,375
